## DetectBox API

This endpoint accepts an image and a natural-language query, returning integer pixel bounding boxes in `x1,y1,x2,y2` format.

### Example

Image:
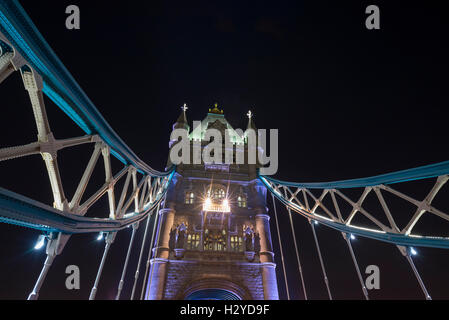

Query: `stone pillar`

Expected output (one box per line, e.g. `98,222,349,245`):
154,208,175,259
146,207,175,300
256,213,274,263
256,212,279,300
146,258,169,300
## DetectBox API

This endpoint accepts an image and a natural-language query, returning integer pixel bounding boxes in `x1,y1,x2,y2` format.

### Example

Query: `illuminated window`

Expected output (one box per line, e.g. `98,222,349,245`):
206,187,226,200
185,192,195,204
213,188,225,200
187,233,200,250
204,229,227,251
230,236,243,252
237,196,247,208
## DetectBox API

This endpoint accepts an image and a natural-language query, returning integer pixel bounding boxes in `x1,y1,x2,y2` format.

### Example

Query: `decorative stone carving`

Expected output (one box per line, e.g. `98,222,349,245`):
243,225,255,252
171,222,188,259
176,222,188,249
168,228,176,250
243,225,256,262
254,232,261,254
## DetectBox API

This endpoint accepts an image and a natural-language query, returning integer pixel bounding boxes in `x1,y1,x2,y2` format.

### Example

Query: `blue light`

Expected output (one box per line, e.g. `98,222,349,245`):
314,220,319,225
410,247,418,256
350,234,356,240
185,289,241,300
97,232,104,241
34,235,45,250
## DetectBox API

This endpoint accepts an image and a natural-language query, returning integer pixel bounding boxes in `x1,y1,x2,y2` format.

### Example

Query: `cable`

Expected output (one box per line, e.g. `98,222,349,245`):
271,194,290,300
286,206,308,300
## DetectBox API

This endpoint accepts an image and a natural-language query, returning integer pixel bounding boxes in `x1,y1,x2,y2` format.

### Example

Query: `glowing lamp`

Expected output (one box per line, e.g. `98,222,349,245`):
34,235,46,250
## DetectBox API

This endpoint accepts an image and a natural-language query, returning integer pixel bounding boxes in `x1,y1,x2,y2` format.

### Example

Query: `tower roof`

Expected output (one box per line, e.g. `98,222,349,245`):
190,104,244,144
246,110,257,131
173,104,189,131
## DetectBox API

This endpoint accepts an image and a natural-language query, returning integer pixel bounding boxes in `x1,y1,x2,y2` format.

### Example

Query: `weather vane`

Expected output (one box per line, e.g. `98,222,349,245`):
247,110,253,119
182,103,188,112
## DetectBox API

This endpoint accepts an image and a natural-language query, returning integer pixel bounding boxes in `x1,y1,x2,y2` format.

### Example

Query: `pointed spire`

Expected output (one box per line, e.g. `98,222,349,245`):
173,103,190,131
246,109,257,131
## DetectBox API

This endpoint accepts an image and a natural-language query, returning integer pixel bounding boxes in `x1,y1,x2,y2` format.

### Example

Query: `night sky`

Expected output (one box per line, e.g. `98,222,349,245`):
0,0,449,300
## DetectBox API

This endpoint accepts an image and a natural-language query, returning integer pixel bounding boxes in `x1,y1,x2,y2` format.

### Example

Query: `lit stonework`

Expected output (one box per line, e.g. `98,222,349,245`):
144,105,279,300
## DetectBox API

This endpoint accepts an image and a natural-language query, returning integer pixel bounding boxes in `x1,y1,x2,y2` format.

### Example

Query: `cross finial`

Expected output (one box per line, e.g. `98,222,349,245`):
247,110,253,119
182,103,188,112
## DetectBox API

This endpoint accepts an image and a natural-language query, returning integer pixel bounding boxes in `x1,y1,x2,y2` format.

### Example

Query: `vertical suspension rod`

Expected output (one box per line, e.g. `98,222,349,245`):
398,246,431,300
145,195,167,300
286,206,308,300
115,225,138,300
27,254,55,300
271,194,290,300
89,237,113,300
343,233,369,300
140,203,161,300
310,220,332,300
130,209,153,299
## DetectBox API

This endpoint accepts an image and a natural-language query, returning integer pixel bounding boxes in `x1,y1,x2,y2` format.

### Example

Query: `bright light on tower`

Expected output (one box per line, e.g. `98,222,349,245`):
410,247,418,256
202,197,230,212
34,235,46,250
222,199,230,212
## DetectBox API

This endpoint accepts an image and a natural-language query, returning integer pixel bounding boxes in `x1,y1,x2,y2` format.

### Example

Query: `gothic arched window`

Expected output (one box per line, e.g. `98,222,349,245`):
214,188,225,200
207,187,226,200
237,195,247,208
187,233,200,250
230,235,243,252
204,229,227,251
185,192,195,204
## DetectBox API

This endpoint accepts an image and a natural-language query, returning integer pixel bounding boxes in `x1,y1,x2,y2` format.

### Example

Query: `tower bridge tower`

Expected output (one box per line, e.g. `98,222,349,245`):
145,105,279,300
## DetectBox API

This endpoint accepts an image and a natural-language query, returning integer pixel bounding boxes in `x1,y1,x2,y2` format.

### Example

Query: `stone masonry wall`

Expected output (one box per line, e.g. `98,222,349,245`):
162,259,265,300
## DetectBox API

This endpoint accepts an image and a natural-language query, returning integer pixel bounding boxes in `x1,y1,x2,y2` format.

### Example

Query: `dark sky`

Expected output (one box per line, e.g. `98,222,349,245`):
0,0,449,300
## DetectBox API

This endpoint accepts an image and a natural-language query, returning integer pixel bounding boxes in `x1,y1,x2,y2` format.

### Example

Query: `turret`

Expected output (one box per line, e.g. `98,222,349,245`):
167,104,190,169
173,103,190,131
246,110,257,131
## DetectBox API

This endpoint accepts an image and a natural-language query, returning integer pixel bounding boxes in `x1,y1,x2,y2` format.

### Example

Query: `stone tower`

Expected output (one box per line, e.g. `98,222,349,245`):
145,104,279,300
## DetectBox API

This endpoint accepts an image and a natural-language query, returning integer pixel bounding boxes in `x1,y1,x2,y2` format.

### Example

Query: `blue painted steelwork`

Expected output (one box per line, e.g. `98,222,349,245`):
0,171,174,234
259,161,449,249
262,160,449,189
0,0,171,177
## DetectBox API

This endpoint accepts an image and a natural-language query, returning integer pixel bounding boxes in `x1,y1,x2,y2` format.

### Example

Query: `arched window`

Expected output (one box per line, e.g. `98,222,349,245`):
214,188,225,200
185,192,195,204
230,235,243,252
187,233,200,250
237,195,247,208
204,229,227,251
207,187,226,200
